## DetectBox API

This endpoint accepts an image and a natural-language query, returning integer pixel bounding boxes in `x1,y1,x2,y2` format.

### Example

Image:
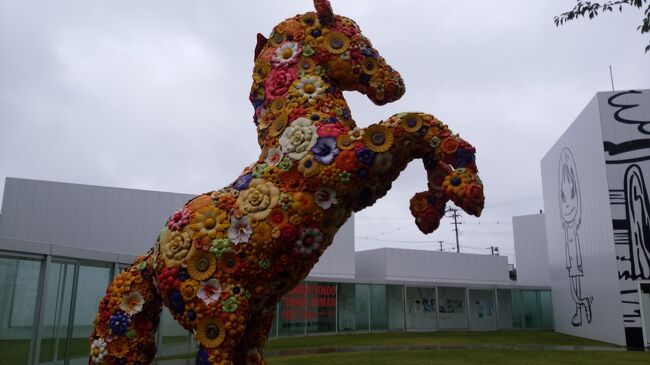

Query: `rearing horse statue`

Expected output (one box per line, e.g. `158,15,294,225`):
89,1,484,364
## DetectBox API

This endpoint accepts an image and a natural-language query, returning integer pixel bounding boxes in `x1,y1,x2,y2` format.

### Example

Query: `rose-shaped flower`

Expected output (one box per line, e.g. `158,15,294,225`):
317,122,346,138
237,179,280,220
160,228,192,265
440,137,459,155
279,117,318,160
265,67,297,100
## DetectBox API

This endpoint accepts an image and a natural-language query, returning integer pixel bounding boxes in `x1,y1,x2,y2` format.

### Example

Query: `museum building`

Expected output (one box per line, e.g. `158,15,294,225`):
0,177,553,365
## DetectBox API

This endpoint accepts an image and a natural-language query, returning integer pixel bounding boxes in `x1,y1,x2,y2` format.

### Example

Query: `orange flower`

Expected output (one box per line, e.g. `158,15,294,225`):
293,192,316,216
187,250,217,281
334,150,359,172
440,137,459,155
363,124,394,153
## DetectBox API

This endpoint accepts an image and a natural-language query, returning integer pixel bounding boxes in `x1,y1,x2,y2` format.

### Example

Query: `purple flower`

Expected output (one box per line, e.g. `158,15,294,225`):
108,311,131,336
311,137,339,165
233,173,253,190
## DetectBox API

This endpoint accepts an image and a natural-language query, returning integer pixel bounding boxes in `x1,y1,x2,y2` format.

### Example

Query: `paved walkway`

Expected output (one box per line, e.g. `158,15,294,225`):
153,343,628,364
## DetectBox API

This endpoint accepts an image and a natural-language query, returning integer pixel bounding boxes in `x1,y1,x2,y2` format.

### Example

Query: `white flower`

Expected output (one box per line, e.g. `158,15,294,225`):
198,278,222,305
315,187,337,209
227,216,253,244
273,41,301,66
90,338,107,364
265,147,284,167
297,228,323,254
294,75,326,101
119,291,144,315
279,118,318,160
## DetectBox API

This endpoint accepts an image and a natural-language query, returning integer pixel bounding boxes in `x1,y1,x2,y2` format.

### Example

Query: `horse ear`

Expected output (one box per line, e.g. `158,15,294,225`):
314,0,334,26
254,33,267,60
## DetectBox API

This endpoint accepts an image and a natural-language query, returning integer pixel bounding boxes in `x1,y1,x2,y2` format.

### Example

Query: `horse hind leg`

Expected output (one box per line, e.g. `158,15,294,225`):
232,306,277,365
89,253,162,365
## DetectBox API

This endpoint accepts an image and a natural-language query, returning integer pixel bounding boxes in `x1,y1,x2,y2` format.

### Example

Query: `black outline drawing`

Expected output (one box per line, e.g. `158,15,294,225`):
624,165,650,280
558,148,592,327
607,90,650,135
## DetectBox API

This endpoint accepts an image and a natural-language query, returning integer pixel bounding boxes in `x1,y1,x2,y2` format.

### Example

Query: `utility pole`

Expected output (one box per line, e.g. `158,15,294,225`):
446,207,462,253
490,246,500,255
438,241,443,252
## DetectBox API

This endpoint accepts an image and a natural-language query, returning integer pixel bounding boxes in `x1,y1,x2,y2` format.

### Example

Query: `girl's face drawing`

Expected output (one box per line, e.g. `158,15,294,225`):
560,171,578,223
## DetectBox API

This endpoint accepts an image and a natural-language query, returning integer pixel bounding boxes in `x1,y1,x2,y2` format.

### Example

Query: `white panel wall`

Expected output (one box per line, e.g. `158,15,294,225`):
513,213,550,287
598,89,650,347
541,95,626,345
0,177,356,278
356,248,510,285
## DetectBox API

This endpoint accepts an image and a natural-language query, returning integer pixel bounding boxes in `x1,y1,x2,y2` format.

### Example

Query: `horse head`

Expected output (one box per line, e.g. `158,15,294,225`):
249,0,405,147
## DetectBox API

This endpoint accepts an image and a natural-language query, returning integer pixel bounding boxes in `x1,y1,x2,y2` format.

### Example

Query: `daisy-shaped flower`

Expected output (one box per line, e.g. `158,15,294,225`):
293,75,326,103
198,278,222,305
272,41,302,67
227,216,253,244
119,291,145,315
297,228,323,255
90,338,107,364
315,187,338,210
189,206,229,240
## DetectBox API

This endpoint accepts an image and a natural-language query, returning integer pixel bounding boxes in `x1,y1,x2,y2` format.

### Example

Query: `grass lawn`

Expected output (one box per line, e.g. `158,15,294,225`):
266,349,649,365
264,330,612,351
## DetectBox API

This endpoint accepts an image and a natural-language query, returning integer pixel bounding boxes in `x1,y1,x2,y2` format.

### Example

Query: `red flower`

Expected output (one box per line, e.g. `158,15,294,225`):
279,224,298,242
264,67,297,100
317,122,346,138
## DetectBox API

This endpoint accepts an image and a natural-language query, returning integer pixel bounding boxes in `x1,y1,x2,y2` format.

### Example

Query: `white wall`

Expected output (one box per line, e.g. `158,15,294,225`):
383,248,510,285
513,213,550,287
598,89,650,347
541,94,626,345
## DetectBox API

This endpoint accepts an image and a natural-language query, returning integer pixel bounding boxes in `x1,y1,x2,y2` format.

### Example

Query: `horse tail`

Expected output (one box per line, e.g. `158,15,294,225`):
88,251,162,365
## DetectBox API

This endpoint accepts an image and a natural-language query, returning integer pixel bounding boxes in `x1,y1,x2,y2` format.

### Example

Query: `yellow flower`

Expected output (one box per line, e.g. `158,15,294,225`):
237,179,280,220
189,206,228,240
298,154,321,177
251,221,273,245
324,31,350,54
400,113,423,132
195,317,226,348
361,57,378,75
180,280,200,301
363,124,394,153
187,250,217,281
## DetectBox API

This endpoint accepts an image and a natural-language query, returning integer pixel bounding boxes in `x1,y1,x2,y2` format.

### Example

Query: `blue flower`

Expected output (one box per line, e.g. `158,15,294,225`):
356,147,375,165
108,311,131,336
177,268,190,282
455,148,474,168
311,137,339,165
196,348,209,365
233,173,253,190
168,290,185,314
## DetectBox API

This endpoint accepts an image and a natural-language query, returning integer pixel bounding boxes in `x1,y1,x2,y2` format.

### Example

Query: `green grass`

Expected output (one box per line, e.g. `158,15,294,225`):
264,330,612,351
266,349,649,365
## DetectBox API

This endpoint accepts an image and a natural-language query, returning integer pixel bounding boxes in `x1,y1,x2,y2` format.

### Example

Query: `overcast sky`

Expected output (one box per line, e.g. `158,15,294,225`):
1,0,648,264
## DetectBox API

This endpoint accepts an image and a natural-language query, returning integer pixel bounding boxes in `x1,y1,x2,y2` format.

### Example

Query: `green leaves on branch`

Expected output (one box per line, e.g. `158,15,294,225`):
554,0,650,53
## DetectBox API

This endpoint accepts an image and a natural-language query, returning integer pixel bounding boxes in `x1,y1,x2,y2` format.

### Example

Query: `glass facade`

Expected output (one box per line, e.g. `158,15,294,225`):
0,251,555,364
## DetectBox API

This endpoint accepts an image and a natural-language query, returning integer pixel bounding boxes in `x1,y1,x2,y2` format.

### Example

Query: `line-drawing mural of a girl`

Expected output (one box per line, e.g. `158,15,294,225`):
558,147,592,326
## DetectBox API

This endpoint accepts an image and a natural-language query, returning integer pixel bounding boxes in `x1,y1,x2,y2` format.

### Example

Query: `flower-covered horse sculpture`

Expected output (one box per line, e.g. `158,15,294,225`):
89,1,485,364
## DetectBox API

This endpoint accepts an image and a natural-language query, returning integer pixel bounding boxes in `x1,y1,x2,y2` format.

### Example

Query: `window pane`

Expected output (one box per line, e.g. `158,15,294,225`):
39,261,75,363
355,284,369,331
468,289,496,330
539,290,554,329
69,264,112,361
437,287,467,329
306,282,336,334
0,256,42,365
370,285,387,331
405,287,436,331
386,285,404,331
497,289,513,329
278,283,307,336
337,283,356,332
522,290,540,328
158,308,194,357
511,290,523,328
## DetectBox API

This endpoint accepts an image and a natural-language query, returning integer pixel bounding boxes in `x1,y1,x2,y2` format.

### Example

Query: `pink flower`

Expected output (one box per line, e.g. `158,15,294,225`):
265,147,284,167
317,122,346,138
198,278,222,305
167,207,190,231
265,67,297,100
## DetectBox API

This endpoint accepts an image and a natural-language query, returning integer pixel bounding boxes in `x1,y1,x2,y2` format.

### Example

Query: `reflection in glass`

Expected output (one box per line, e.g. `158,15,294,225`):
0,256,42,365
497,289,514,329
511,290,523,328
468,289,496,330
337,283,355,331
355,284,370,331
370,285,388,331
405,287,436,331
522,290,541,328
39,261,75,363
437,287,467,329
